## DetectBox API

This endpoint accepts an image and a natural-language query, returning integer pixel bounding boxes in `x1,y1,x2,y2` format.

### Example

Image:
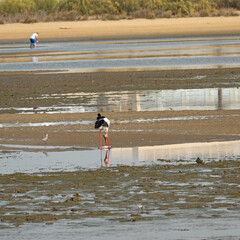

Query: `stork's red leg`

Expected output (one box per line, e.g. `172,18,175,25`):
100,130,102,150
106,131,111,149
100,148,103,166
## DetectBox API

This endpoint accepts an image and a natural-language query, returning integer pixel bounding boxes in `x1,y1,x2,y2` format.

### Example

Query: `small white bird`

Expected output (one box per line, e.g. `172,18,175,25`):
137,203,143,210
42,133,48,141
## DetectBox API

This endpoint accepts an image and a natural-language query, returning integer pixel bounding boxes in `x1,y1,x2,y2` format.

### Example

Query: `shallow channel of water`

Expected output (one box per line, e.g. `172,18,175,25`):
1,36,240,72
1,216,240,240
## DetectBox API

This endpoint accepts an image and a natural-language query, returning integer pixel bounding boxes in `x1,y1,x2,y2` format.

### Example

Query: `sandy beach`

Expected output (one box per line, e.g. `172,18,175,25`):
0,16,240,42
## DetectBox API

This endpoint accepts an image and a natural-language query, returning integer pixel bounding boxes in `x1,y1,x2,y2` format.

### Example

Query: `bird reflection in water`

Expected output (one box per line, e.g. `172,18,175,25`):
101,149,110,167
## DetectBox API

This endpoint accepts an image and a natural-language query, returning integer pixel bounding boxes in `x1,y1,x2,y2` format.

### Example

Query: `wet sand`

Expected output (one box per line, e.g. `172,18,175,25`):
0,68,240,148
0,110,240,148
0,17,240,42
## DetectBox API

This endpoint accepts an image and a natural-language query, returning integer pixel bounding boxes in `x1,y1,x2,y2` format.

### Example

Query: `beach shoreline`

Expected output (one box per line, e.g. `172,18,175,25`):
0,16,240,42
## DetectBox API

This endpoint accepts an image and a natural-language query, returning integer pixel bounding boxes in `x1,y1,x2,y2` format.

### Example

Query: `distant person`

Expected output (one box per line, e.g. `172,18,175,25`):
30,32,39,48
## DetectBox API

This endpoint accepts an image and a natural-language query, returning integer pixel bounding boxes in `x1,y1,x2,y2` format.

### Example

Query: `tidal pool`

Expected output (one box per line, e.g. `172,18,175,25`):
0,140,240,174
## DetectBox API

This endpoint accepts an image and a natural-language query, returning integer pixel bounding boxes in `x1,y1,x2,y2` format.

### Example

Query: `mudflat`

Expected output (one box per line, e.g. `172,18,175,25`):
0,17,239,153
0,160,239,226
0,68,240,148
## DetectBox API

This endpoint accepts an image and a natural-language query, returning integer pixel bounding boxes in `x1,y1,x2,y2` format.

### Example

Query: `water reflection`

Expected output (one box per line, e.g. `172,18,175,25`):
100,149,110,167
39,87,240,113
31,57,38,63
111,140,240,163
43,87,240,112
0,140,239,174
1,87,239,114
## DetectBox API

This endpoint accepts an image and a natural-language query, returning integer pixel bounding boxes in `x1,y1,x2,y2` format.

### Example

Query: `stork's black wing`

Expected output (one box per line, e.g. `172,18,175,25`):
95,119,104,129
95,119,109,129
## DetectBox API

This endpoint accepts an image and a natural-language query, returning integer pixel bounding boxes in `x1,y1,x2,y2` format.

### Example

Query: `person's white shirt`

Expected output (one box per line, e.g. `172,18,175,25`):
30,33,38,40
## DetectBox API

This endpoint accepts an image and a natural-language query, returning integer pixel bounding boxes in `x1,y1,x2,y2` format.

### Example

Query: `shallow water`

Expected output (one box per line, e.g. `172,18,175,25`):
0,140,240,174
1,55,240,72
1,87,240,114
1,216,240,240
0,36,240,72
0,149,239,240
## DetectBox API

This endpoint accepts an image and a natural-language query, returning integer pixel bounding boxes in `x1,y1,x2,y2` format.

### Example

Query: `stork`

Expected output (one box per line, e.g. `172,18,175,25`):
95,113,111,150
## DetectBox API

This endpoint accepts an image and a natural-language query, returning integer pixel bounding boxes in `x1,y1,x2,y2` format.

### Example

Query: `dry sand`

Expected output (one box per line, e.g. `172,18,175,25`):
0,16,240,41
